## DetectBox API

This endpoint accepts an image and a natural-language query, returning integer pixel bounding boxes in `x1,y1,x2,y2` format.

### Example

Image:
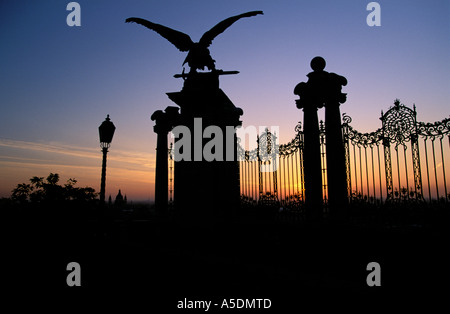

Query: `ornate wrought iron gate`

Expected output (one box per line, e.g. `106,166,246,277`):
343,100,449,204
236,100,449,208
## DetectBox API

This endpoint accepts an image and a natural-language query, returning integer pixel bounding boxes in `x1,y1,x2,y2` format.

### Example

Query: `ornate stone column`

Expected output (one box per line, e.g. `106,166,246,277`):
324,70,349,217
296,57,349,219
151,106,179,216
294,60,325,220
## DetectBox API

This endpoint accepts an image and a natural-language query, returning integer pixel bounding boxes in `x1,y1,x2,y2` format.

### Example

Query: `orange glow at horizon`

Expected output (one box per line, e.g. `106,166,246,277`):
0,138,156,202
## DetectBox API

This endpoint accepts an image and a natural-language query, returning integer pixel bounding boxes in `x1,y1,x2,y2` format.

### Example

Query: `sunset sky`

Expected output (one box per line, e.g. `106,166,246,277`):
0,0,448,201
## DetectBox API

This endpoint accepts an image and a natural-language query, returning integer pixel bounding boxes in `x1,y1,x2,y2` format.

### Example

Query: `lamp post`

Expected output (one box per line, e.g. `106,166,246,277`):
99,114,116,204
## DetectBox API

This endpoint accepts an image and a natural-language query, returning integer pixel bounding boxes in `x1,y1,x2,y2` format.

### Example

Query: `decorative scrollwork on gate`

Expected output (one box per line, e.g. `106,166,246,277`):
381,99,418,146
343,113,383,147
258,128,278,161
279,122,302,156
417,118,450,139
237,138,258,161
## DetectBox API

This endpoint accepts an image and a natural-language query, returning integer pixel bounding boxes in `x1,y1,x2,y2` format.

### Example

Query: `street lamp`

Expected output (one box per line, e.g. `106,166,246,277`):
99,114,116,204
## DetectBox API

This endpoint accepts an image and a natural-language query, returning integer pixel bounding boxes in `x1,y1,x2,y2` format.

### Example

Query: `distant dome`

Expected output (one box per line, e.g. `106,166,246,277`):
115,189,124,202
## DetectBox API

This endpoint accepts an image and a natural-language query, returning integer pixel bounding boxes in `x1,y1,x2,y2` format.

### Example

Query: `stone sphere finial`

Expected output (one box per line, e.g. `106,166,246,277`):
310,56,326,71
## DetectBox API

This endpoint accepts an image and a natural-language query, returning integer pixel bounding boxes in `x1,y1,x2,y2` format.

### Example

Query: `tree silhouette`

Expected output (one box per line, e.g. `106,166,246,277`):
11,173,97,204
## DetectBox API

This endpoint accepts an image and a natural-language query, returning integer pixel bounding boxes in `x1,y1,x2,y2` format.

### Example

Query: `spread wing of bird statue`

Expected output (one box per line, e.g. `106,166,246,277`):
126,11,263,74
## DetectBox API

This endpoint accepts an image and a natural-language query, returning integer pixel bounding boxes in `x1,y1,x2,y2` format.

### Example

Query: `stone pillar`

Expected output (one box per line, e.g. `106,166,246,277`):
151,106,179,216
324,72,349,217
294,74,324,219
297,56,349,219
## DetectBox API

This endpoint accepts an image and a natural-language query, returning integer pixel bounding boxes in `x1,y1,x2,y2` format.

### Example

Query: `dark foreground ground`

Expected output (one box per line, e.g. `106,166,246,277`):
3,204,448,310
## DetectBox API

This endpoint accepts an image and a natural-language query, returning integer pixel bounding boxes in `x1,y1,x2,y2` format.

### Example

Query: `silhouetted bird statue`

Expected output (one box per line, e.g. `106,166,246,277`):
125,11,263,73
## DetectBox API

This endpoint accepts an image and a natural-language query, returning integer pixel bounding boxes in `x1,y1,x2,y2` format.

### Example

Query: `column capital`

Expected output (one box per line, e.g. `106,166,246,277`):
294,81,323,111
294,57,348,110
151,107,180,134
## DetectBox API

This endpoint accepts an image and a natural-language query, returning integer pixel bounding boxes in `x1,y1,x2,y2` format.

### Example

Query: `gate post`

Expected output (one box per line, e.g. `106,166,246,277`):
294,62,324,220
321,61,349,218
295,57,349,219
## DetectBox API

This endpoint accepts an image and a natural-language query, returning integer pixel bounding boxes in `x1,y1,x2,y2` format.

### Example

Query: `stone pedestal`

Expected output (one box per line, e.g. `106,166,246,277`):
167,71,243,221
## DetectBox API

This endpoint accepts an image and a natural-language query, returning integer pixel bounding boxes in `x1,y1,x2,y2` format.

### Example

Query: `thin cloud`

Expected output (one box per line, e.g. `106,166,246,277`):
0,138,155,169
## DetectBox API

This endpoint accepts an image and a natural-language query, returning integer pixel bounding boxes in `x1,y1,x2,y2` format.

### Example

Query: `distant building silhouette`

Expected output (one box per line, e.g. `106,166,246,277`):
114,189,127,208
